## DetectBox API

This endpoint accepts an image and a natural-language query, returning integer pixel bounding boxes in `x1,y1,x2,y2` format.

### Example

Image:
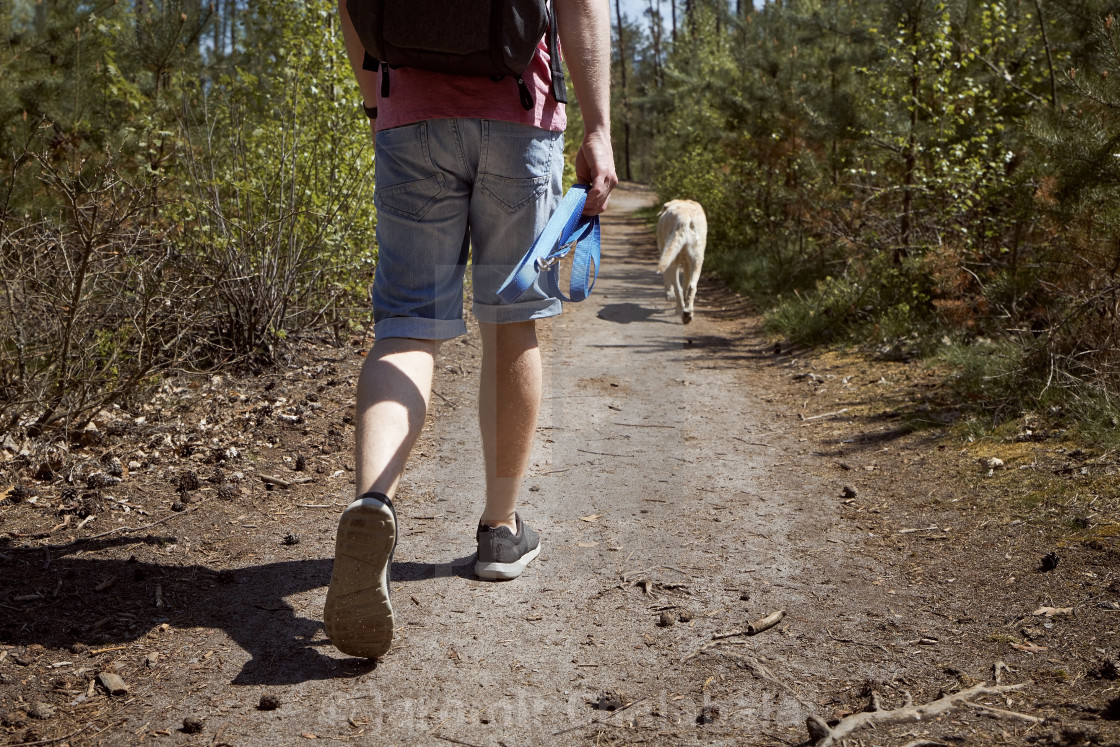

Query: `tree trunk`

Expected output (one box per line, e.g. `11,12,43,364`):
1032,0,1058,108
615,0,632,181
898,51,918,264
228,0,237,53
0,0,10,48
135,0,148,49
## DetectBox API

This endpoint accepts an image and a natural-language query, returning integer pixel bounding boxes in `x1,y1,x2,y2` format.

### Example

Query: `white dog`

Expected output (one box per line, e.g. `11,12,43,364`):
656,199,707,324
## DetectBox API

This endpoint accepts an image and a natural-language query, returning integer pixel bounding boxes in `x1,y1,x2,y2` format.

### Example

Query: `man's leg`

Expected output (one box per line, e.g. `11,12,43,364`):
354,337,439,499
478,320,541,532
325,335,437,659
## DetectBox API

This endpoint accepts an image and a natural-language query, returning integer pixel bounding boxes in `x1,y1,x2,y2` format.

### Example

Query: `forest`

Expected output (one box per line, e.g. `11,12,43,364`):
3,0,1120,440
616,0,1120,438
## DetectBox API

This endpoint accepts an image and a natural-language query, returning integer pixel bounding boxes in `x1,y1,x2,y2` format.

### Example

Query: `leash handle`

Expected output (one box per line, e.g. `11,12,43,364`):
496,185,601,304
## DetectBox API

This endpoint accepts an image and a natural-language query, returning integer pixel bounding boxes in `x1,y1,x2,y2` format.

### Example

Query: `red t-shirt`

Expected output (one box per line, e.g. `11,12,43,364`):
373,41,566,133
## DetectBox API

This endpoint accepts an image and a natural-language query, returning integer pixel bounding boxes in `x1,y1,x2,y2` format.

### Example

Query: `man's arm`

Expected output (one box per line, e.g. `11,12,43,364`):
555,0,618,215
339,0,379,136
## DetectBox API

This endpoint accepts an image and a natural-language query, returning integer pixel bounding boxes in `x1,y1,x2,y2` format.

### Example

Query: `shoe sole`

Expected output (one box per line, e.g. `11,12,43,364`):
323,497,396,658
475,543,540,580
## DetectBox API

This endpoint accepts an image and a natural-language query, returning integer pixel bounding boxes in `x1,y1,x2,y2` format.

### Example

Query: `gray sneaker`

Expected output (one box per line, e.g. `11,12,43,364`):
475,513,540,580
323,493,396,658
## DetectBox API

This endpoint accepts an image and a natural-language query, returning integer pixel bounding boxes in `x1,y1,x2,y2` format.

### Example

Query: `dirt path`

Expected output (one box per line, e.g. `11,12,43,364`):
347,184,872,744
197,184,895,745
4,183,1119,746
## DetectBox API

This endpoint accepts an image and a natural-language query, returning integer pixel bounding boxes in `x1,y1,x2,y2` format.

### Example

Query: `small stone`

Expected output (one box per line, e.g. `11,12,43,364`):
739,591,751,601
258,694,281,711
1090,659,1119,680
182,716,205,734
658,611,675,627
282,533,301,546
985,457,1005,470
841,485,857,499
75,422,102,446
1,433,18,453
176,470,201,492
592,692,625,711
678,609,694,623
97,671,129,696
1039,552,1060,572
696,705,719,724
171,501,186,512
78,494,100,518
294,455,307,472
104,457,124,478
146,652,160,668
27,702,56,720
216,483,236,501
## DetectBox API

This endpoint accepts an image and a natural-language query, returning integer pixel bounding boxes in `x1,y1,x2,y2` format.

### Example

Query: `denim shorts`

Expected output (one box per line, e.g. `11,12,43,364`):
371,119,565,340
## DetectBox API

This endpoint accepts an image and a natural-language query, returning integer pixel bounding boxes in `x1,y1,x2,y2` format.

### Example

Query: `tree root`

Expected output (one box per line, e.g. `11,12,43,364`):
804,682,1029,746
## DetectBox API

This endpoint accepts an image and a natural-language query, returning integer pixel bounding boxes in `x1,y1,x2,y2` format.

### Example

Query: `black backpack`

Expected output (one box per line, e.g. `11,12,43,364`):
346,0,567,111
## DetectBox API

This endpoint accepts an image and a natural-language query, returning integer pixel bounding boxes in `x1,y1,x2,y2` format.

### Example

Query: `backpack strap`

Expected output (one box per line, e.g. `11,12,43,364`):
497,185,600,304
547,1,567,104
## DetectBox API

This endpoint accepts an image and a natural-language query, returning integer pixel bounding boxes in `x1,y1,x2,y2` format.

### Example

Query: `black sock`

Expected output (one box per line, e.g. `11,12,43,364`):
358,491,392,509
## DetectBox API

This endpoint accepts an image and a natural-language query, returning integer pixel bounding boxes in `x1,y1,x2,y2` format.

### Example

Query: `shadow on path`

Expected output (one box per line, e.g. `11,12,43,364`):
0,538,478,685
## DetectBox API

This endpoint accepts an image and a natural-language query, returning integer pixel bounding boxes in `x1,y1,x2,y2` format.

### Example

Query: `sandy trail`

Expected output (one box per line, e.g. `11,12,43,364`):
12,184,911,746
222,183,882,745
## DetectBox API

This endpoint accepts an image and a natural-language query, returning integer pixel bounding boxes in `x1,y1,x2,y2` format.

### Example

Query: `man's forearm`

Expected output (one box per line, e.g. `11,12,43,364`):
339,0,380,108
555,0,611,134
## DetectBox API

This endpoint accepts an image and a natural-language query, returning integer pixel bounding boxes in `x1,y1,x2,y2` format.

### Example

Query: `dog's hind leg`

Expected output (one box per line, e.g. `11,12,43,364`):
678,254,694,324
682,251,703,325
663,266,678,304
670,263,685,318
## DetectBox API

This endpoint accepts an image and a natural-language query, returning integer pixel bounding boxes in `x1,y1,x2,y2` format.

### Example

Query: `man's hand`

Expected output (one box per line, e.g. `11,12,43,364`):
556,0,615,216
575,129,617,216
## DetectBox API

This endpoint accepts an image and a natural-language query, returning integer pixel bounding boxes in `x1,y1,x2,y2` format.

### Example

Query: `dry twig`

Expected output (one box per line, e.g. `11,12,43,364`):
30,504,202,550
14,724,92,746
707,649,809,705
804,682,1028,746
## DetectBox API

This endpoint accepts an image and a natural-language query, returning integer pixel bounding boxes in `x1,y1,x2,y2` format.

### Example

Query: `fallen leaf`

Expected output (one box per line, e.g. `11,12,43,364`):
1033,606,1073,617
1011,641,1048,653
580,514,602,522
577,541,599,548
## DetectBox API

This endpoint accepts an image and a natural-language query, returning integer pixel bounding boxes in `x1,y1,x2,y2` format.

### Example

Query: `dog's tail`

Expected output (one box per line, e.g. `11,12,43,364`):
657,221,692,274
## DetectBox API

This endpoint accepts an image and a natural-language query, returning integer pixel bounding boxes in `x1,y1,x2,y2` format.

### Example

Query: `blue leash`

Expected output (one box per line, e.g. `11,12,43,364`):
497,184,601,304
